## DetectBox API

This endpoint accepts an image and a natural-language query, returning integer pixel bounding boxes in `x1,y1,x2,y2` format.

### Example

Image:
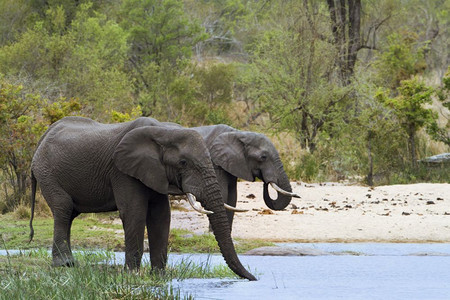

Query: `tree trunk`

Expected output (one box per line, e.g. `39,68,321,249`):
409,124,417,168
326,0,361,85
367,131,374,186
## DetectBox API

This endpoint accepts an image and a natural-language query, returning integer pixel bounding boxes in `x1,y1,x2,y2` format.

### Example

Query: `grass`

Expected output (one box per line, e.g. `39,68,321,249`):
0,213,274,253
0,248,239,299
0,208,268,298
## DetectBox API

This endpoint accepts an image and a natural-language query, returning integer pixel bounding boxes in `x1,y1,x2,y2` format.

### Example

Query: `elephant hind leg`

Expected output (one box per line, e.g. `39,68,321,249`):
147,193,171,270
40,185,77,267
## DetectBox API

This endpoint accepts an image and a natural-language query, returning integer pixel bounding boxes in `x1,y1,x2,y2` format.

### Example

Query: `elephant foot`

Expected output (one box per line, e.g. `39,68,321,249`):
52,256,77,267
150,267,167,277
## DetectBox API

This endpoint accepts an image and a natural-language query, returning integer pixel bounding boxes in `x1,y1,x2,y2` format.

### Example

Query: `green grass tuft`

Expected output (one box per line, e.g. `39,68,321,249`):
0,249,240,299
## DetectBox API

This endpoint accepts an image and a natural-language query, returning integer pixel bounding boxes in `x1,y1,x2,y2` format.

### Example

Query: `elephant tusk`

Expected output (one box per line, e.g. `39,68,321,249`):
186,193,214,215
269,182,301,198
224,203,249,213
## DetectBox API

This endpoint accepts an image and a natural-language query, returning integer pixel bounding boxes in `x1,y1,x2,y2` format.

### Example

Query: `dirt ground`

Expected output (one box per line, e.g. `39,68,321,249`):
170,182,450,243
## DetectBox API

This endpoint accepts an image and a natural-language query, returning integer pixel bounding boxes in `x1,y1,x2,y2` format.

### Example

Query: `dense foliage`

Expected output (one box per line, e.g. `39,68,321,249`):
0,0,449,211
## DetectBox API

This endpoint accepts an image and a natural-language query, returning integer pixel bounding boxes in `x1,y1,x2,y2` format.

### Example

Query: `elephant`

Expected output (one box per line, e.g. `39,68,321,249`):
29,116,256,281
191,125,299,229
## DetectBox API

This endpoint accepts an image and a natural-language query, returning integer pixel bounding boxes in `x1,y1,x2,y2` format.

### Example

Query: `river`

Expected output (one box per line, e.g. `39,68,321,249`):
2,243,449,299
168,243,450,300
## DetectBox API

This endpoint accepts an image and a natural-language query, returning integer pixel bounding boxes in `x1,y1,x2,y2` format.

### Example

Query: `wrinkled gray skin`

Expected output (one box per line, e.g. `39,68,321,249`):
192,124,294,229
29,117,256,281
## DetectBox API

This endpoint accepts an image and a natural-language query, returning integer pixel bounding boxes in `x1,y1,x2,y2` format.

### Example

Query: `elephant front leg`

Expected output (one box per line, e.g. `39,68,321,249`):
147,194,171,270
114,176,151,270
120,209,147,270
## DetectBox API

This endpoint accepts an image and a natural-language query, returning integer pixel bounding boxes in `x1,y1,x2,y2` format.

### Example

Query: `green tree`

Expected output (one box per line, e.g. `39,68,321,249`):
351,85,407,185
119,0,207,121
61,3,133,117
120,0,205,64
0,0,33,46
379,78,436,168
244,3,351,153
0,3,133,119
195,62,236,124
374,31,427,91
0,78,81,211
428,67,450,146
136,59,201,123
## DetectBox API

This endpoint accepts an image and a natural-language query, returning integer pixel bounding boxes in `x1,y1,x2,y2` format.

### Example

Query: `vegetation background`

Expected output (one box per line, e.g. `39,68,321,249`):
0,0,449,214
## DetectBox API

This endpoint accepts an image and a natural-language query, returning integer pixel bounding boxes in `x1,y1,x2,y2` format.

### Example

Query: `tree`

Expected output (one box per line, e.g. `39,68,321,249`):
120,0,205,65
325,0,361,85
428,67,450,146
194,62,236,124
0,0,33,46
0,78,81,211
119,0,207,121
0,3,133,119
245,2,351,153
379,78,436,168
61,3,133,117
374,31,427,91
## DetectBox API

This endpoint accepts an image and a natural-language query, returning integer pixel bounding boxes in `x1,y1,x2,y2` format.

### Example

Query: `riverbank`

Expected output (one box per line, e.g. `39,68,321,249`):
171,182,450,243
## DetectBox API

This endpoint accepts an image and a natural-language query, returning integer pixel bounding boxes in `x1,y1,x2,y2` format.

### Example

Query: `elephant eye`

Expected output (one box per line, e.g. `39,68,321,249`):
178,159,188,168
260,154,267,162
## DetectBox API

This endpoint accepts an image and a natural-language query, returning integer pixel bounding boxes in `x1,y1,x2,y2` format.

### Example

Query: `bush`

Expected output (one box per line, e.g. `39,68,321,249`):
13,204,30,219
298,153,320,182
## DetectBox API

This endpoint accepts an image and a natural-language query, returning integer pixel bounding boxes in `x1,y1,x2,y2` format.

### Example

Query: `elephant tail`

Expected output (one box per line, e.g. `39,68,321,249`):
29,171,37,243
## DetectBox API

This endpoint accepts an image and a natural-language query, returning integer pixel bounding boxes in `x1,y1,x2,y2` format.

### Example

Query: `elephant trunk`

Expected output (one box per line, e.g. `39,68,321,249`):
263,160,293,211
199,169,257,281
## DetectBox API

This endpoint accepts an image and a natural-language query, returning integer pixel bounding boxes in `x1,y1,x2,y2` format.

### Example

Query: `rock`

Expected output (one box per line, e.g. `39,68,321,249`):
426,201,435,205
258,209,274,215
181,234,194,239
244,246,330,256
419,153,450,166
246,193,256,199
407,252,450,257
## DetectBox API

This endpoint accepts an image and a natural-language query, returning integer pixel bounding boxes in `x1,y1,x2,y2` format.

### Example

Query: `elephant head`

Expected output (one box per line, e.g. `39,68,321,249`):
113,126,256,280
209,130,298,211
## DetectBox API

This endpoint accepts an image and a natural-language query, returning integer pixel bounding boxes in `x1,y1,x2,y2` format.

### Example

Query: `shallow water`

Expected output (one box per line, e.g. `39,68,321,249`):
169,243,450,300
2,244,450,299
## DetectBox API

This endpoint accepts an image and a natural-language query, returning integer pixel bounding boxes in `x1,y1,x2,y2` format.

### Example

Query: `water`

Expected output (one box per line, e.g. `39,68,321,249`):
2,244,450,299
168,243,450,300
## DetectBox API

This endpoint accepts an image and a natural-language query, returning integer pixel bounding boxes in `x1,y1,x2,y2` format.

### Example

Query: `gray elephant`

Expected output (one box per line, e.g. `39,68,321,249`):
192,125,299,229
29,116,256,281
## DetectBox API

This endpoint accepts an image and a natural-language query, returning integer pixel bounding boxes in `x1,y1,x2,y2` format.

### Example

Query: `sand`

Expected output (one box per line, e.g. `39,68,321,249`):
170,182,450,243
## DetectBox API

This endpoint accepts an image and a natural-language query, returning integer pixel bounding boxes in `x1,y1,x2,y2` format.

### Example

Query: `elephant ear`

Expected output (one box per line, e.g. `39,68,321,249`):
113,126,168,195
209,132,254,181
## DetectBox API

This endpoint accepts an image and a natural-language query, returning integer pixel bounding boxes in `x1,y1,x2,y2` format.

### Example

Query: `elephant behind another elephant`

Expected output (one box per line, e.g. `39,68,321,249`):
193,125,299,228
